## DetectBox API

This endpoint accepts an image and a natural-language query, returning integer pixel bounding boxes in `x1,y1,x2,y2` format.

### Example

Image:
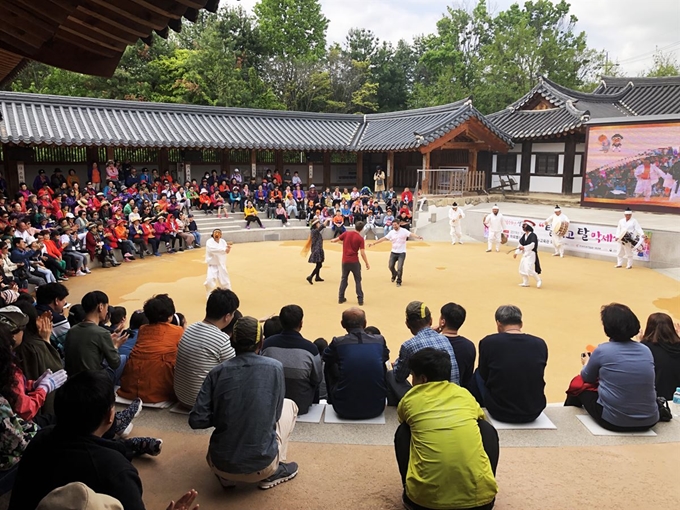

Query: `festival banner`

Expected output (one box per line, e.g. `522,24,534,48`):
497,215,652,261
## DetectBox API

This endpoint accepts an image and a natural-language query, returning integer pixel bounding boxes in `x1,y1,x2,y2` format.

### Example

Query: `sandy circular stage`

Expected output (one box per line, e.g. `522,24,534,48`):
63,240,680,402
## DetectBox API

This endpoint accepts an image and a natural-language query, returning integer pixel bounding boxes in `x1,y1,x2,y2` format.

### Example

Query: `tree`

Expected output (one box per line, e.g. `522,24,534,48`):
326,44,378,113
254,0,329,61
646,50,680,77
345,28,378,64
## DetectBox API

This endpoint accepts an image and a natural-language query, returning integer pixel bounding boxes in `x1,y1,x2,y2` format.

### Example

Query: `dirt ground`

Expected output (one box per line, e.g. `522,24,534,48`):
63,239,680,402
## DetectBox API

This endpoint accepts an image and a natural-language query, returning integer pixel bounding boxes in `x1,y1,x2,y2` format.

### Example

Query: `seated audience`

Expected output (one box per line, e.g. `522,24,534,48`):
395,348,498,510
565,303,658,431
323,308,389,419
387,301,460,406
190,317,299,490
471,305,547,423
313,338,328,401
263,315,283,338
35,282,71,354
640,312,680,400
174,289,239,408
8,370,190,510
119,294,183,403
437,302,476,389
64,291,128,377
261,305,322,415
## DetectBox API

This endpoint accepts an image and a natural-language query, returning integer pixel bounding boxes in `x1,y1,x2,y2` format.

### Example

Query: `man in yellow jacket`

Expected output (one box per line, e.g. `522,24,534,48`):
396,348,499,510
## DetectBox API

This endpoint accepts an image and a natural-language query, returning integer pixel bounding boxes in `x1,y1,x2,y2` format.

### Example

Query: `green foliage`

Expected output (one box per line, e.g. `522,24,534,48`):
646,50,680,77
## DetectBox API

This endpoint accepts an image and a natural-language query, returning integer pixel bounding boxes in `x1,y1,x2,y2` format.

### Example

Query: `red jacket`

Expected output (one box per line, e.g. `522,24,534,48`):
12,366,46,421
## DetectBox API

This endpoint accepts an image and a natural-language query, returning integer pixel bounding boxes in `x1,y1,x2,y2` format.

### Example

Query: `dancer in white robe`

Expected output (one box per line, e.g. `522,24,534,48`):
448,202,465,244
614,208,645,269
204,229,232,294
545,205,570,257
514,220,542,288
483,204,506,252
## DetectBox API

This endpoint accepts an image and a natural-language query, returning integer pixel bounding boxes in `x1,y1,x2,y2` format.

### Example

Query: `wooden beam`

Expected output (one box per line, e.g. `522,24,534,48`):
56,27,127,56
562,137,576,194
440,141,489,151
128,0,188,19
64,17,138,45
159,147,169,176
520,142,532,192
75,6,149,38
85,0,170,31
419,124,467,154
221,149,230,177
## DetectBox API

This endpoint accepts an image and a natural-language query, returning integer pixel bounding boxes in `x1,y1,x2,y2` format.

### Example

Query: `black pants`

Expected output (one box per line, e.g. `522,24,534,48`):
309,262,322,279
395,421,498,510
245,215,262,227
564,391,656,432
132,239,147,258
339,262,363,301
386,370,412,406
148,238,160,254
388,252,406,284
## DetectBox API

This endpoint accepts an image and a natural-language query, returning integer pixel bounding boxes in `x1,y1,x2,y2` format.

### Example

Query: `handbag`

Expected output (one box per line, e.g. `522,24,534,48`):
657,397,673,422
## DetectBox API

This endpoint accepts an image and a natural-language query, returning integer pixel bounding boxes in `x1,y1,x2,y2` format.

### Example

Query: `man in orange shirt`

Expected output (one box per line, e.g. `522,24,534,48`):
330,222,370,306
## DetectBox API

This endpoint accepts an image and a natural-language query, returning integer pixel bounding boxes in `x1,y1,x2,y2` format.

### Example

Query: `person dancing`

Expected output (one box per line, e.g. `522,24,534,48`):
205,229,232,295
302,218,326,285
368,221,422,288
514,220,542,288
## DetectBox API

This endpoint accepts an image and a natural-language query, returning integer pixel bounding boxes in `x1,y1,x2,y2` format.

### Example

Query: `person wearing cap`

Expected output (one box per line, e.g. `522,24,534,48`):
33,169,49,194
545,205,570,257
205,229,232,294
395,347,498,510
331,221,370,306
514,220,542,288
306,184,319,206
302,217,326,284
614,208,645,269
368,220,422,288
448,202,466,245
199,188,213,214
190,316,299,490
387,301,460,406
483,205,506,252
471,305,548,423
323,307,390,419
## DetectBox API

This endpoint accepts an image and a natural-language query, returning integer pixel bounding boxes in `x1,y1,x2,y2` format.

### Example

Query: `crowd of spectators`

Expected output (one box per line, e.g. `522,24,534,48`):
0,279,676,509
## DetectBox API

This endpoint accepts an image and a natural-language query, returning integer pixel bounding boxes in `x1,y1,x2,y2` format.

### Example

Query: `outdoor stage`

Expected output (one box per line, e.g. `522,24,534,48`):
62,232,680,403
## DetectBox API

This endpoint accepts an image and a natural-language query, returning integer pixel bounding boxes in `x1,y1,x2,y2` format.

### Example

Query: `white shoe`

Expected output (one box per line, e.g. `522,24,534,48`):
496,248,499,252
626,265,632,270
459,241,463,245
75,270,86,276
560,254,564,258
486,249,491,252
537,280,542,288
452,241,456,245
614,265,622,268
552,253,559,257
519,283,529,287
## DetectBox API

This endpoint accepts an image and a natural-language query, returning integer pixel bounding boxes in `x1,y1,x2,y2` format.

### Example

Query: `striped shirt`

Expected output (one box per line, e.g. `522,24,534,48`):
174,322,235,408
394,327,460,385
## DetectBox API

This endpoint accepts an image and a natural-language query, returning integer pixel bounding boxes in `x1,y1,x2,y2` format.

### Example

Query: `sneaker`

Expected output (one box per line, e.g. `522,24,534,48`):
126,436,162,457
75,270,86,276
614,264,622,268
258,462,298,490
84,268,91,274
626,265,632,269
154,252,161,257
358,299,364,306
519,283,529,287
391,276,396,283
338,297,347,304
246,225,250,230
552,253,559,257
314,277,324,282
537,280,542,289
485,249,491,252
115,398,142,437
396,282,401,287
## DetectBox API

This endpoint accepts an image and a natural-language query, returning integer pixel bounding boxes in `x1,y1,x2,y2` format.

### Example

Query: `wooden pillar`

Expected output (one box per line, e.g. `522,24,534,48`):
86,147,98,166
159,148,169,176
562,138,576,195
356,152,363,188
275,150,284,174
106,147,114,162
520,141,532,192
3,144,19,196
221,149,230,176
250,149,257,179
323,152,331,188
387,151,395,189
421,151,431,194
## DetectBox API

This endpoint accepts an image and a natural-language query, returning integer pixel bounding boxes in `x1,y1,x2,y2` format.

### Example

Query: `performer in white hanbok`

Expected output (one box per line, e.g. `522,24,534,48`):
448,202,465,244
615,208,645,269
514,220,542,288
204,229,232,294
634,159,665,200
545,205,570,257
483,204,506,252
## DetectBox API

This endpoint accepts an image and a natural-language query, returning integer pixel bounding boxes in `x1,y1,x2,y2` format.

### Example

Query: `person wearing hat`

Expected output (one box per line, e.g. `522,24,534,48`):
140,217,160,256
545,205,570,257
205,229,232,295
448,202,466,245
395,348,498,510
483,205,506,252
514,220,542,288
386,301,460,406
190,316,299,490
471,305,548,424
198,188,212,214
302,217,325,284
33,169,49,194
230,168,242,184
614,208,645,269
306,184,319,206
368,220,423,288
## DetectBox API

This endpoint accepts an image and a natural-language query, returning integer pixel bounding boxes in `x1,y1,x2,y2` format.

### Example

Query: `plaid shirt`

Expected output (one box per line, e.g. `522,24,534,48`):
394,328,460,385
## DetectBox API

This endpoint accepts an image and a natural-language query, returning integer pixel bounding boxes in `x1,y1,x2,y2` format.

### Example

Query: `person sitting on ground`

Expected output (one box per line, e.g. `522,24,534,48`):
640,312,680,400
244,200,264,229
64,291,128,377
174,289,239,409
13,302,63,415
330,210,345,238
261,305,322,415
565,303,658,431
387,301,460,406
7,370,188,510
190,316,299,490
400,187,413,210
437,302,476,389
395,348,498,510
118,294,184,403
323,308,390,419
34,282,71,355
471,305,547,423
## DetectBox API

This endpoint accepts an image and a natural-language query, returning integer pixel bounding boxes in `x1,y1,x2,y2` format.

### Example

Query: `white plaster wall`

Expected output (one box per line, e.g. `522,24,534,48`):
529,175,563,193
532,142,566,153
572,176,583,194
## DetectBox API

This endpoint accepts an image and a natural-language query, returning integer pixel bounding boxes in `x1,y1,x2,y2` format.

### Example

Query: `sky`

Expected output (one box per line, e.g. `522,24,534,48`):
236,0,680,77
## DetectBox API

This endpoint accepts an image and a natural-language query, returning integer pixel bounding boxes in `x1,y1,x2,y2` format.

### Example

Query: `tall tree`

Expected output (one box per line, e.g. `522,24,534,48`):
254,0,329,60
646,50,680,77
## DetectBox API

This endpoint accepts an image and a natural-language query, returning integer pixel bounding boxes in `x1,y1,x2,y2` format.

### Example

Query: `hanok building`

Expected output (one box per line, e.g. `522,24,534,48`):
0,93,512,195
488,76,680,195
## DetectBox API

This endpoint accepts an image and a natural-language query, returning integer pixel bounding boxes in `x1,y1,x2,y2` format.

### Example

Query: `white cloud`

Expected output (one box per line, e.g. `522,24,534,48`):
237,0,680,76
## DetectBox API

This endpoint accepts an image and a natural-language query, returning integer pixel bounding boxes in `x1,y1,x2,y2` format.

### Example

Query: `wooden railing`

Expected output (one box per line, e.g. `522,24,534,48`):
419,168,486,195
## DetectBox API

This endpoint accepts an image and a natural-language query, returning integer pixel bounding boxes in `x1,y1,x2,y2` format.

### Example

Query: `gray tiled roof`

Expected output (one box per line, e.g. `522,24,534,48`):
0,91,512,152
491,76,680,140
